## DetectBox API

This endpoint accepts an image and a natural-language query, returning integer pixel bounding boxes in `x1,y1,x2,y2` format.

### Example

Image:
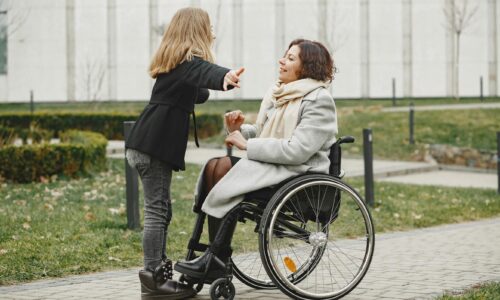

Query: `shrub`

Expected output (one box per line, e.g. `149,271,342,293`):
189,113,224,139
0,126,16,147
0,112,223,140
0,130,107,183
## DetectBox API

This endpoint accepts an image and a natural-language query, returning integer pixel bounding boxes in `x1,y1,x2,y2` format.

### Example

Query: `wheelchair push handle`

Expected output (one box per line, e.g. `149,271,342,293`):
337,135,355,145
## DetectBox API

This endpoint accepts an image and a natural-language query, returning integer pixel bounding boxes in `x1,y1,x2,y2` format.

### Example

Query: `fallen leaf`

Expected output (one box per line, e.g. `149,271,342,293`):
108,256,122,262
0,249,8,255
14,200,27,206
84,212,96,221
22,223,31,230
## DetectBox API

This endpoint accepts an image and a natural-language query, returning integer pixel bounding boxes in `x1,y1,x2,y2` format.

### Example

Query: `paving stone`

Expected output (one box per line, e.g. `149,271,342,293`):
1,218,499,299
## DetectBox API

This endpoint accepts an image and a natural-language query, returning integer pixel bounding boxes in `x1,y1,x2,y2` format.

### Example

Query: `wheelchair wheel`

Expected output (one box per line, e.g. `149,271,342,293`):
259,174,375,300
209,278,235,300
230,206,275,289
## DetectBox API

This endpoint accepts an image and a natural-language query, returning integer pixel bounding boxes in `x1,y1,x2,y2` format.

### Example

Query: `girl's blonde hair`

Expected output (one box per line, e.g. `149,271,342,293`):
149,7,215,78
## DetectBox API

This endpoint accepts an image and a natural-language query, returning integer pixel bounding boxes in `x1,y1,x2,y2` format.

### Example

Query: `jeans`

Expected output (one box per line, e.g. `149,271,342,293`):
126,149,172,272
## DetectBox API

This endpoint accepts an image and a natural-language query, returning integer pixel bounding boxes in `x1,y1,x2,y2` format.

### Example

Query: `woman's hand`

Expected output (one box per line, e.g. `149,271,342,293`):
225,130,247,150
224,110,245,133
223,67,245,91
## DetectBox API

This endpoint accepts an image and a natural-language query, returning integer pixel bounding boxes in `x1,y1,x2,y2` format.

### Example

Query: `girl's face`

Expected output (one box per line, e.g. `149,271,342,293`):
211,25,216,40
279,45,302,84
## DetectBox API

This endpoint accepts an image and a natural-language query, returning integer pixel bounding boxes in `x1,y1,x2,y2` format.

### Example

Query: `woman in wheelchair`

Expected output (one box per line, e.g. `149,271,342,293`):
175,38,338,284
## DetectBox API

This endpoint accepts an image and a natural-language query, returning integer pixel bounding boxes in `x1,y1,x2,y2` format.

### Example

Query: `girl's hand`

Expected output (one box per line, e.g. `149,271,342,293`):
223,67,245,91
225,130,247,150
224,110,245,133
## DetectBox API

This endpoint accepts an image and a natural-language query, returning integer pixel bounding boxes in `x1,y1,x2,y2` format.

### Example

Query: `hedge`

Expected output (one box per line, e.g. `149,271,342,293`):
0,130,107,183
0,112,223,140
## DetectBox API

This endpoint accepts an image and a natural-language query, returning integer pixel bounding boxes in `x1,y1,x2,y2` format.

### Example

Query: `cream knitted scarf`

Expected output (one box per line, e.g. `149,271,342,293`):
256,78,329,139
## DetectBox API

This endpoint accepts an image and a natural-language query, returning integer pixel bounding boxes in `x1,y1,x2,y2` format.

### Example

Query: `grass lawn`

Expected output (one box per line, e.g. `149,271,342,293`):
436,281,500,299
337,108,500,160
1,158,499,284
1,97,498,114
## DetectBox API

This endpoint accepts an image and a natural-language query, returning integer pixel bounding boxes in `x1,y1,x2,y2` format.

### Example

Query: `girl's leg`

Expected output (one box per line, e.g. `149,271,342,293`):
136,158,173,272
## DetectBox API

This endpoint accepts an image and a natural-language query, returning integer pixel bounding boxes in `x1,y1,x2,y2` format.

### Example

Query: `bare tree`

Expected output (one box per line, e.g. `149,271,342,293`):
0,0,29,74
443,0,479,100
212,0,223,55
318,0,349,54
0,0,30,38
80,58,106,101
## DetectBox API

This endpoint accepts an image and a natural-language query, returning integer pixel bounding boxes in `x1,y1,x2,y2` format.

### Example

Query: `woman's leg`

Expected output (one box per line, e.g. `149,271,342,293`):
203,157,234,243
175,156,238,278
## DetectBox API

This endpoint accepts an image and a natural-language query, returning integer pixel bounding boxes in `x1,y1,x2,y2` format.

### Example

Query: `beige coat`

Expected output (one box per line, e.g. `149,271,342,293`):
199,87,338,218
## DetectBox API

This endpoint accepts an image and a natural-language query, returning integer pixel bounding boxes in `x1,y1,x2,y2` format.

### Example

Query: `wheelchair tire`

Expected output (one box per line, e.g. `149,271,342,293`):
259,174,375,300
209,278,235,300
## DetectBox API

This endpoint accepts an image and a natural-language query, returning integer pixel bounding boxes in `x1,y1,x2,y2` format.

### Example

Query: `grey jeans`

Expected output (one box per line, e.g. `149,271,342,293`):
126,149,172,272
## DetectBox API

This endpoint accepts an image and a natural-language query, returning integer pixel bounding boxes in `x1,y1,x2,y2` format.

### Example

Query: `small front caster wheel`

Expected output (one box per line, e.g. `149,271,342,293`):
210,278,235,300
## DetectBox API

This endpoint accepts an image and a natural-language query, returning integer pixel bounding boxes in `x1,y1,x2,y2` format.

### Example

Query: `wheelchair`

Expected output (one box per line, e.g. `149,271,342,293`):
178,136,375,300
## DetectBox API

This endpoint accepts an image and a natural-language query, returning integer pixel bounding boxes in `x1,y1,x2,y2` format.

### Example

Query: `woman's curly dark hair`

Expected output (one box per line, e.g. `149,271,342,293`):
286,39,336,82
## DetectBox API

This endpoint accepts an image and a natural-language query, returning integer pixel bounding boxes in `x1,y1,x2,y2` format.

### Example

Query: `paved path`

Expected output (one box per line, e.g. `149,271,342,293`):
379,170,498,189
382,102,500,113
2,218,499,299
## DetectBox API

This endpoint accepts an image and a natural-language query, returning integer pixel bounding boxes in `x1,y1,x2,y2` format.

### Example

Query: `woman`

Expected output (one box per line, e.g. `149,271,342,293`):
175,38,338,281
125,7,244,300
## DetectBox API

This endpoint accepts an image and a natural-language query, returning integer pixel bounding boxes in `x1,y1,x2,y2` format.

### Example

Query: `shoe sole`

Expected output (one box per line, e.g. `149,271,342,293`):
174,265,225,284
141,284,196,300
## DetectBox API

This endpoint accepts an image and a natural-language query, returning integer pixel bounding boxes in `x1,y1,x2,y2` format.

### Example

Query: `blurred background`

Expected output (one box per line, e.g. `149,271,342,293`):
0,0,495,102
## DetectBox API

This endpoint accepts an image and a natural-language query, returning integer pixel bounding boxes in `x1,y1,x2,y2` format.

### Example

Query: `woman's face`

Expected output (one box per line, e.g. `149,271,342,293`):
279,45,302,84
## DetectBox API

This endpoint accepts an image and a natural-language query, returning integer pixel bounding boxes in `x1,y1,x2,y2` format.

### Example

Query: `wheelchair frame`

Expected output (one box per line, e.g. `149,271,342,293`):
178,136,375,300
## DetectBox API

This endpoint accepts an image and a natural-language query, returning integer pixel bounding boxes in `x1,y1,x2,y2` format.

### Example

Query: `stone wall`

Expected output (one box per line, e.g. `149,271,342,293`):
428,144,497,169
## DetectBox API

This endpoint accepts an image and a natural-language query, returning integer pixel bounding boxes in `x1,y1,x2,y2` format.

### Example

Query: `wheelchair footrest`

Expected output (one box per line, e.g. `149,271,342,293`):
187,240,209,252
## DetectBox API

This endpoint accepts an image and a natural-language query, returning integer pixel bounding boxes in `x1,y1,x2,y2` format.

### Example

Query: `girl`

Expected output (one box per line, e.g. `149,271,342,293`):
125,7,244,300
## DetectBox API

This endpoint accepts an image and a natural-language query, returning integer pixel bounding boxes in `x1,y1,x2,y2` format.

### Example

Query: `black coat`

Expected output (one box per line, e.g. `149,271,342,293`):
125,57,230,171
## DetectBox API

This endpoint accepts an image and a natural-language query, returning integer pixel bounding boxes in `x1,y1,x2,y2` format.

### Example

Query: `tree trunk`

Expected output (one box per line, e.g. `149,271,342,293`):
455,32,461,101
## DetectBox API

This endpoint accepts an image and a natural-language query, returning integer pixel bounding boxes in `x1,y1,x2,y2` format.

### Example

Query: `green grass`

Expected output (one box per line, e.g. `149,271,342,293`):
436,281,500,300
1,97,498,114
337,108,499,160
1,158,499,284
0,100,262,115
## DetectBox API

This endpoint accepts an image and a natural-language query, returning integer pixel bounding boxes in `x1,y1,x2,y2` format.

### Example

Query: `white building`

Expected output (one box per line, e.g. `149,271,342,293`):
0,0,497,102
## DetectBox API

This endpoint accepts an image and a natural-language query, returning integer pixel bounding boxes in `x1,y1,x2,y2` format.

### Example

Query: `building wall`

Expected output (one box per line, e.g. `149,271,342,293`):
1,0,494,102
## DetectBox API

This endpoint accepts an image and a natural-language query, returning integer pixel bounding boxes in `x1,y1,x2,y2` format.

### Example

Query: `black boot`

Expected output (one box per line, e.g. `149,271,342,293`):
175,212,238,282
139,260,195,300
174,249,228,283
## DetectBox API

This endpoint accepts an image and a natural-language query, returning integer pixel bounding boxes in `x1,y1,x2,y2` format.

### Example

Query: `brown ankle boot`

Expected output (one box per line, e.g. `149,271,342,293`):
139,260,195,300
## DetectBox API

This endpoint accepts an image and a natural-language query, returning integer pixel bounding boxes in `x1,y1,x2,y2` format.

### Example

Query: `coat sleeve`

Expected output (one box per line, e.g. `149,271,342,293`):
195,88,210,104
246,92,337,165
183,58,230,91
